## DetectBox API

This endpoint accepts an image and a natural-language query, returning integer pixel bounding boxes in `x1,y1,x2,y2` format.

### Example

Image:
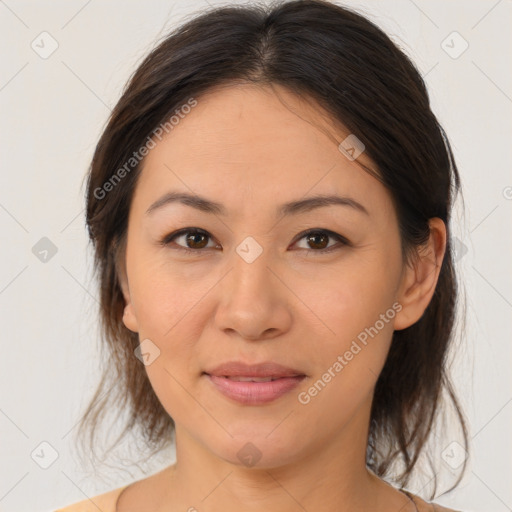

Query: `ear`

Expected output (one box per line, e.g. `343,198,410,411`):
393,218,447,331
117,246,139,334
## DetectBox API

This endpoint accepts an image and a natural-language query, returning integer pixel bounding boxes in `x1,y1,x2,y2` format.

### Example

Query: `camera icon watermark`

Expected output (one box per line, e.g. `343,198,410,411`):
452,236,468,262
31,31,59,59
32,237,58,263
441,441,467,470
237,442,262,467
338,134,365,161
31,441,59,469
441,31,469,59
236,236,263,264
135,338,161,366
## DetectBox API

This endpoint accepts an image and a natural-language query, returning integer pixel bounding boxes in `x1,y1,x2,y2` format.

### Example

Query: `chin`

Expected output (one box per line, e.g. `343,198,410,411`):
207,429,304,470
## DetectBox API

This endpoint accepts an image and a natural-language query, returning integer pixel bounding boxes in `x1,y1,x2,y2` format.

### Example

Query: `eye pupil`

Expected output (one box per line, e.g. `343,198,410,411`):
307,232,328,249
187,231,208,249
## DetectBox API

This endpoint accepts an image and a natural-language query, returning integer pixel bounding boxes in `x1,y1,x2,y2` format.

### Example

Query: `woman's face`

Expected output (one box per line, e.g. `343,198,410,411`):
120,83,423,469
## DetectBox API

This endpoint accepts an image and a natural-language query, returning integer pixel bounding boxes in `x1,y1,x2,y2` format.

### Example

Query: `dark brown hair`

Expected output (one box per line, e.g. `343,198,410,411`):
77,0,468,497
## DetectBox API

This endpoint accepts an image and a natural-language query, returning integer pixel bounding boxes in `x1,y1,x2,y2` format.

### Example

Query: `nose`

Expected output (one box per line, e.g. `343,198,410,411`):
214,242,292,342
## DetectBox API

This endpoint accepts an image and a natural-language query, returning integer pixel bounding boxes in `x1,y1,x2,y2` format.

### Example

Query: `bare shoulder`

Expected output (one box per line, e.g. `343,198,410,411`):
433,505,464,512
113,464,176,511
54,465,175,512
411,492,463,512
54,484,129,512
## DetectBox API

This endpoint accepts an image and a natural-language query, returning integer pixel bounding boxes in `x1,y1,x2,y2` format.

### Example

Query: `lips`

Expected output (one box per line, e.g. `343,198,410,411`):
221,376,280,382
204,360,305,379
203,361,306,405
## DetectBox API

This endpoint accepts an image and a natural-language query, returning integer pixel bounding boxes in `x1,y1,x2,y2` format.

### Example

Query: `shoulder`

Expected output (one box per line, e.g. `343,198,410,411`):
431,504,464,512
54,484,129,512
55,465,175,511
411,492,464,512
430,504,463,512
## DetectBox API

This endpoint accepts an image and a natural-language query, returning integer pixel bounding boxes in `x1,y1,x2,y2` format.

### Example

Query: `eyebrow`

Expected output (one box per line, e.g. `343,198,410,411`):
145,191,369,217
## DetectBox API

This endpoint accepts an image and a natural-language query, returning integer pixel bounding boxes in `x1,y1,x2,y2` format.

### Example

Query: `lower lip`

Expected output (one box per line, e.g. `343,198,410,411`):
205,374,305,405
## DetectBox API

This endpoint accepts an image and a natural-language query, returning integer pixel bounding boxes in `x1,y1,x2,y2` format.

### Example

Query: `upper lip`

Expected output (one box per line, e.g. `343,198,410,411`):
204,361,305,378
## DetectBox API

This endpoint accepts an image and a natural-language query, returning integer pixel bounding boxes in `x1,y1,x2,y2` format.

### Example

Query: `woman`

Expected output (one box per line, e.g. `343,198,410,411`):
56,0,468,510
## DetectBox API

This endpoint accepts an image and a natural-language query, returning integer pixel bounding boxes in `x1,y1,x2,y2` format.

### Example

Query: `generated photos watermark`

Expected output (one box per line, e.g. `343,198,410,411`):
297,301,403,405
93,97,198,200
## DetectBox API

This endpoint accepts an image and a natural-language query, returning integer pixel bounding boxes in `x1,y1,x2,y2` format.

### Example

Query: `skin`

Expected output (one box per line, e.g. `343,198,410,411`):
117,83,447,512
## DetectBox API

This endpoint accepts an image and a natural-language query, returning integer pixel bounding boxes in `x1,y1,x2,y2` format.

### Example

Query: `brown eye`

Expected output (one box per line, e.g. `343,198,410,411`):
305,232,329,250
161,227,349,255
161,228,217,253
294,229,348,253
183,231,209,249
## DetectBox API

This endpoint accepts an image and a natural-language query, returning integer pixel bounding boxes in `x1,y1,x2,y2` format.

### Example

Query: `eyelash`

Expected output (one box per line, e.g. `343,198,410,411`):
159,227,349,255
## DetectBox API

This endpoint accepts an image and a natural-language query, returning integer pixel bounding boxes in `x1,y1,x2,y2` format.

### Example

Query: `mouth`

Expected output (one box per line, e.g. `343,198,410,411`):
213,376,288,382
203,361,306,405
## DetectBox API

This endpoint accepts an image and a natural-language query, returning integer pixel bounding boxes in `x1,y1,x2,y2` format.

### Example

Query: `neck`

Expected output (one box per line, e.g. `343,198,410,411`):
165,397,388,511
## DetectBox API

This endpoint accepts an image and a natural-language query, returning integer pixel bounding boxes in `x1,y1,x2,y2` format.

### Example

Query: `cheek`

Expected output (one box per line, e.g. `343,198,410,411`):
295,278,397,426
129,255,192,333
305,254,399,334
131,265,202,419
297,252,401,380
144,363,202,432
128,258,210,384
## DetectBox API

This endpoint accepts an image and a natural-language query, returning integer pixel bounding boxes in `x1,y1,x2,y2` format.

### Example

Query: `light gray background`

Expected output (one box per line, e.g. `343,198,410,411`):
1,1,511,511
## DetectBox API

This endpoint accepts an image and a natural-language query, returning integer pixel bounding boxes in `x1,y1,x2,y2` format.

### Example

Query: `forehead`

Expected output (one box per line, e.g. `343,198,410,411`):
132,83,392,221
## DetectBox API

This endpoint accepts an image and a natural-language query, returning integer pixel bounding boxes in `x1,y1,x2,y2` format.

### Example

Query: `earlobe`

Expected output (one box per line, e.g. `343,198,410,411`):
122,302,139,333
117,256,139,334
120,279,139,332
393,218,447,331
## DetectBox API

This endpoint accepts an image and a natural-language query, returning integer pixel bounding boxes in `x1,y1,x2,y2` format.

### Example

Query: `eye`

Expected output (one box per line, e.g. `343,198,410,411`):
159,227,349,255
292,229,349,253
159,228,219,254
